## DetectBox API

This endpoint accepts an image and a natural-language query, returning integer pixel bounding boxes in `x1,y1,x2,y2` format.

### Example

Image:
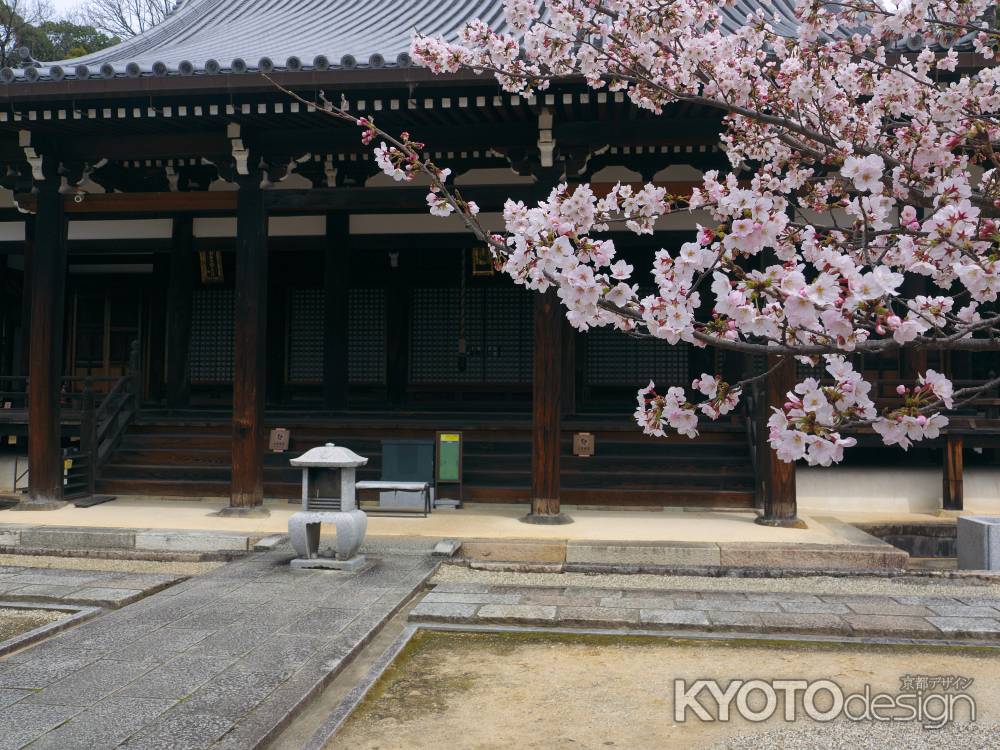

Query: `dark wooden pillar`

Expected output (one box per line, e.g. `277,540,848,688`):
323,212,349,411
23,181,68,509
165,216,194,409
147,252,169,403
226,172,269,515
560,319,576,416
756,354,803,527
943,434,964,511
524,289,571,523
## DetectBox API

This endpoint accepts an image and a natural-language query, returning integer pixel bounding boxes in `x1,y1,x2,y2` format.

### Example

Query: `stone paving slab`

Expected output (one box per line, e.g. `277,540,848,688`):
409,582,1000,641
0,566,184,608
0,547,436,749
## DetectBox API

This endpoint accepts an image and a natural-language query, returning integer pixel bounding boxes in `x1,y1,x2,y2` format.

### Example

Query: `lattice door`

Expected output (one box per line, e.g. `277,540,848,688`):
189,288,234,383
288,289,325,384
585,327,689,387
348,288,386,384
409,287,533,384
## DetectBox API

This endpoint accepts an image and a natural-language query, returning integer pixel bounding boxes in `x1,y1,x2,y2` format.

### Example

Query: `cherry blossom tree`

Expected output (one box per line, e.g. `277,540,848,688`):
274,0,1000,466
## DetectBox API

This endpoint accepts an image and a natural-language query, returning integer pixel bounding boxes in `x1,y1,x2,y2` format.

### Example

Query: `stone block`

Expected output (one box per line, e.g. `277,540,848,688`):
289,556,369,572
460,539,566,564
844,601,932,617
706,611,765,630
475,604,557,624
778,599,851,615
252,534,288,551
135,531,248,553
927,604,1000,619
25,659,157,707
928,616,1000,636
639,609,710,627
432,538,462,557
117,711,234,750
21,527,134,550
758,612,851,635
565,540,720,567
409,601,479,622
843,614,940,636
0,702,82,750
0,528,21,546
957,515,1000,570
719,542,908,571
556,606,639,626
421,592,520,605
26,695,176,750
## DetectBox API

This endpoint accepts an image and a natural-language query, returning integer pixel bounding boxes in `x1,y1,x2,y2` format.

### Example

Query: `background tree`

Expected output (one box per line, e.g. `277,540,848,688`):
0,0,50,66
83,0,169,38
21,18,118,59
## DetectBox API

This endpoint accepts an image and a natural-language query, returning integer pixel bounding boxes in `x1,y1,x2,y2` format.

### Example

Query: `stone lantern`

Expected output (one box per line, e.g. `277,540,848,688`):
287,443,369,570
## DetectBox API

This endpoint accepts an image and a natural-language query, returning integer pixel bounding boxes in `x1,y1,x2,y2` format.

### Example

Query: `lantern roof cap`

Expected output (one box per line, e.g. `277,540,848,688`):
290,443,368,468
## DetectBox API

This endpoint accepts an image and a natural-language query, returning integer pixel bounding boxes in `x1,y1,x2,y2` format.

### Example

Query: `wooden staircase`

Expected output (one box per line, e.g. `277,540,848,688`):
95,413,756,507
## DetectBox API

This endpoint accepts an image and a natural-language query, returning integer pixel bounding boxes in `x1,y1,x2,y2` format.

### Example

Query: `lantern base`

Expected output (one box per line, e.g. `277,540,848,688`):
289,555,370,572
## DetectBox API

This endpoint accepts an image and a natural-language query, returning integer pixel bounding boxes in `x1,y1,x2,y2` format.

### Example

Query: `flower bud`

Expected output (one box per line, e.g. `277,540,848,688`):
896,384,906,395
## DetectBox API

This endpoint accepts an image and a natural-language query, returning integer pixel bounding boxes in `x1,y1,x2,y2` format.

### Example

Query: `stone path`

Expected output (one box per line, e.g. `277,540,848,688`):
411,581,1000,642
0,566,184,608
0,548,436,750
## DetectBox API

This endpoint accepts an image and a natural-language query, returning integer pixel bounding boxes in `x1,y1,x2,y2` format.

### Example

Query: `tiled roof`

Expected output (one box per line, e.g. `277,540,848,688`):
0,0,975,86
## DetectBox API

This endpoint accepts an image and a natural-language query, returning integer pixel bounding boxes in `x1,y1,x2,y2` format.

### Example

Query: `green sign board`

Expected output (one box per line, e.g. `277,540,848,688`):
437,432,462,483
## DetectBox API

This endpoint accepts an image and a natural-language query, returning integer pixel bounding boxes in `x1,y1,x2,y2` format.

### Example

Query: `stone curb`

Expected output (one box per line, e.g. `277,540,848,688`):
0,524,262,557
209,561,441,750
301,624,420,750
408,609,1000,642
457,525,909,572
0,601,102,658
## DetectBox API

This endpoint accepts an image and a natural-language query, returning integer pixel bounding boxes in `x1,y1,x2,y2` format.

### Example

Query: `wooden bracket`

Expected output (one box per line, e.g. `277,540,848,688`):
18,130,44,181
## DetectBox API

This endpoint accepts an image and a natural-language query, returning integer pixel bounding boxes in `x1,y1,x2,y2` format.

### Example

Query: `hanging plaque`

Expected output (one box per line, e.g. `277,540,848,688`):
269,428,290,452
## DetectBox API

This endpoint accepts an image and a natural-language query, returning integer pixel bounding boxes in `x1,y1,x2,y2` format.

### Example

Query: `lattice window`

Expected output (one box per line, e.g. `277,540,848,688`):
288,289,325,383
585,327,689,386
189,288,234,383
409,286,533,384
409,287,481,384
348,288,386,384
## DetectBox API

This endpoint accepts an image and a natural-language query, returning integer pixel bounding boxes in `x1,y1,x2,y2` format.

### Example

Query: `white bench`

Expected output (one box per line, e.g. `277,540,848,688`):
356,480,431,516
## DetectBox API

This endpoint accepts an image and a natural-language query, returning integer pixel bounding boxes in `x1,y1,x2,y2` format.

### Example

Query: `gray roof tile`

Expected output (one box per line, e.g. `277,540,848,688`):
0,0,975,86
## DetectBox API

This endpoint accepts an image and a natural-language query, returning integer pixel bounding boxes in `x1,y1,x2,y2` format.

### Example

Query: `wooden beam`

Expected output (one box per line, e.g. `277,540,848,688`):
165,216,194,409
756,355,802,527
525,289,568,522
14,183,712,217
227,175,269,514
25,183,68,509
943,434,964,511
15,192,238,215
323,212,350,411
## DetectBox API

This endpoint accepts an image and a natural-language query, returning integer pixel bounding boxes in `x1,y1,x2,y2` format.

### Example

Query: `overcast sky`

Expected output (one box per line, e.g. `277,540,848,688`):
47,0,83,17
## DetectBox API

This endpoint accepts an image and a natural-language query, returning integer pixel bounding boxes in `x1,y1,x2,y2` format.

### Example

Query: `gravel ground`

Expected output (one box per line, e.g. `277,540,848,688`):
0,553,223,576
714,720,1000,749
0,607,66,641
433,565,1000,600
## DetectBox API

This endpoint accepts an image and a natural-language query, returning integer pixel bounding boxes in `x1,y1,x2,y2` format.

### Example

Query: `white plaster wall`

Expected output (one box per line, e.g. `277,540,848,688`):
68,219,172,240
350,212,504,234
797,466,1000,514
0,222,25,241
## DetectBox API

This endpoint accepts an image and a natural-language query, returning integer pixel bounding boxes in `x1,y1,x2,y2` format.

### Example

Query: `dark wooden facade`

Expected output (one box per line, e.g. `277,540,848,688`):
0,72,993,518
